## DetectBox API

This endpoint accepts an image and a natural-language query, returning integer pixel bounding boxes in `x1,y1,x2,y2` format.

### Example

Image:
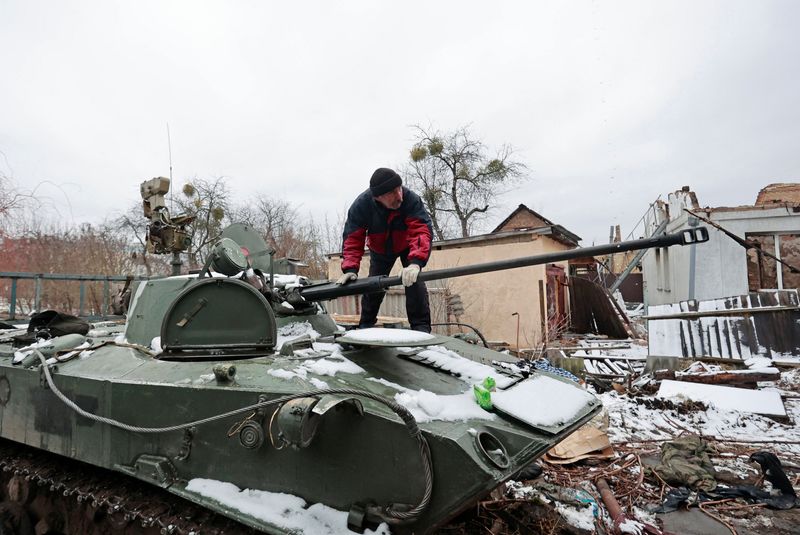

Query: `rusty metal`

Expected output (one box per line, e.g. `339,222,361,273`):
596,477,664,535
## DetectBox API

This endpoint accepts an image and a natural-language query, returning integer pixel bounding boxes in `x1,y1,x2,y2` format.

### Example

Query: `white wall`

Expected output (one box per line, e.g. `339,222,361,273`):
642,190,800,306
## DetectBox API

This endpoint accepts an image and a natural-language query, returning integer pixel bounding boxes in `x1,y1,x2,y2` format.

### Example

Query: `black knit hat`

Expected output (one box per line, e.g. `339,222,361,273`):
369,168,402,196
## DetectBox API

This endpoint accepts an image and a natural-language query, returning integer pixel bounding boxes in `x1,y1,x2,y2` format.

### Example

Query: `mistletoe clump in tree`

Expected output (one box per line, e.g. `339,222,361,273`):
404,125,527,240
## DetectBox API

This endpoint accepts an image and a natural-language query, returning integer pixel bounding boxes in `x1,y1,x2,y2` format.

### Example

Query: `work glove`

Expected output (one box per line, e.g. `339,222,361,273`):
401,264,421,287
336,272,357,285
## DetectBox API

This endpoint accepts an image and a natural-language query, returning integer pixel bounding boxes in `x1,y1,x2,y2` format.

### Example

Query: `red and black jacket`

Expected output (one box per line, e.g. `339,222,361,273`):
341,187,433,273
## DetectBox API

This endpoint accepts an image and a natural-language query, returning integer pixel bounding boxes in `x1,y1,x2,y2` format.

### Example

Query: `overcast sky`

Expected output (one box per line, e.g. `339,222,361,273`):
1,1,798,246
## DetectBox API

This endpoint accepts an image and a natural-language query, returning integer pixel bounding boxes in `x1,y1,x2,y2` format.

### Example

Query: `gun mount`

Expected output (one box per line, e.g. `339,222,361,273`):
141,176,195,256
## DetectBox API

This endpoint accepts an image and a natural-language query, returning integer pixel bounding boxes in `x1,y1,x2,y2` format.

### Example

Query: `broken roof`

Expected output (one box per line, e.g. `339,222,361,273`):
666,184,800,216
755,183,800,206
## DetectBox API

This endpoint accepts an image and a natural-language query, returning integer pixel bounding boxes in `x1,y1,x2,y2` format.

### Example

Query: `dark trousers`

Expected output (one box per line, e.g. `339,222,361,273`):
359,250,431,333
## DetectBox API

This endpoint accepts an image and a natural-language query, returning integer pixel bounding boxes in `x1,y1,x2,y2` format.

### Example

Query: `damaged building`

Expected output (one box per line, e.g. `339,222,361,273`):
642,184,800,359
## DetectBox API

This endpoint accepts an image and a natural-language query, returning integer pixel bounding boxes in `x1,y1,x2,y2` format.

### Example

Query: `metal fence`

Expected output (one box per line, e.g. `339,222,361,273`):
0,272,453,330
0,271,152,320
646,289,800,359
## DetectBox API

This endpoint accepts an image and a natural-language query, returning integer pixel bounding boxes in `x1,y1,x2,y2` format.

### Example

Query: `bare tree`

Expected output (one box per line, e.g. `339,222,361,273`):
174,177,231,269
111,202,172,277
403,125,528,239
0,173,39,229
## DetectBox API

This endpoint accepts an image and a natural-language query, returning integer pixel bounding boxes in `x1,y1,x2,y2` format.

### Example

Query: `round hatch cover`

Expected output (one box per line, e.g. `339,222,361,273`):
336,327,446,347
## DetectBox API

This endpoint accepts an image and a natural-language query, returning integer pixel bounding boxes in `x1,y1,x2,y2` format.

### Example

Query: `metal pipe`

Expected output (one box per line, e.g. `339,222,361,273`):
0,272,157,282
687,215,699,300
9,278,17,320
595,477,623,522
609,219,668,294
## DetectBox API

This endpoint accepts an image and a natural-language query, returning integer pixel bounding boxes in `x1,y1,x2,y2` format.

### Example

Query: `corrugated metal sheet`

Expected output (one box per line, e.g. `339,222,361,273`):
646,290,800,359
324,287,449,324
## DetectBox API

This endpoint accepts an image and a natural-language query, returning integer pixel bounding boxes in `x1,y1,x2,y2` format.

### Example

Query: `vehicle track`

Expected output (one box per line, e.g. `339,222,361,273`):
0,438,258,535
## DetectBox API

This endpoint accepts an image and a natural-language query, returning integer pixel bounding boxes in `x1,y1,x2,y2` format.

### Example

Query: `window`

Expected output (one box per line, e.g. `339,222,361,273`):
746,233,800,290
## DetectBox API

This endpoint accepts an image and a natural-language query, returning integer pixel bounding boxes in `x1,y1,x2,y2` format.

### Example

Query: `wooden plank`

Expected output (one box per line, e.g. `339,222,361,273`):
643,305,799,320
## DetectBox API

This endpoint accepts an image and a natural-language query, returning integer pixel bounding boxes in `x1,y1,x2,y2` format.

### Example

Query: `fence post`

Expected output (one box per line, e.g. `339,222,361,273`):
9,279,17,320
102,279,110,318
79,281,85,317
34,275,42,313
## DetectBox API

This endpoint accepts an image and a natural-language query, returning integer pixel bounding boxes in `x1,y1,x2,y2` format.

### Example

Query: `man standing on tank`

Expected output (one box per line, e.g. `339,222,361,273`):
337,168,434,333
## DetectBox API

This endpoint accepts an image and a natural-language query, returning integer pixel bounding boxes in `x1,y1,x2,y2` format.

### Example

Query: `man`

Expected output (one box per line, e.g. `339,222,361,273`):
338,168,434,332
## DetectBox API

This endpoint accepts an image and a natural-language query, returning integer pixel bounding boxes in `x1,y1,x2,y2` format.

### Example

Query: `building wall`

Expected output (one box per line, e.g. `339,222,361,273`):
642,189,800,306
496,211,549,231
327,233,572,349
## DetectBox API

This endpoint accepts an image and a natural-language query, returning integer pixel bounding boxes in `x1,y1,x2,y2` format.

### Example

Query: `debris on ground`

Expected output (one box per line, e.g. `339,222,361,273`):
441,332,800,535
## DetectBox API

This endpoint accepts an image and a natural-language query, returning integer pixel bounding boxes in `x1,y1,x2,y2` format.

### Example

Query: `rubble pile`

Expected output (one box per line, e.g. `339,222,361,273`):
442,336,800,535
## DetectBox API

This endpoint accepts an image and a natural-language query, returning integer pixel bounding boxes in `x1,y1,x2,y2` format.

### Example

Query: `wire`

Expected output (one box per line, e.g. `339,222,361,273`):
34,349,433,523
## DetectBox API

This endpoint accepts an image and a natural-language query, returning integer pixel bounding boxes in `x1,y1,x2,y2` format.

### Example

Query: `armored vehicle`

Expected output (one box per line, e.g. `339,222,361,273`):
0,212,709,533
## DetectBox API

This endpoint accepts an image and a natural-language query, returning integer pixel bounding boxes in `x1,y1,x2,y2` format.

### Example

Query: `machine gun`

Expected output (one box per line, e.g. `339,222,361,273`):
289,227,709,304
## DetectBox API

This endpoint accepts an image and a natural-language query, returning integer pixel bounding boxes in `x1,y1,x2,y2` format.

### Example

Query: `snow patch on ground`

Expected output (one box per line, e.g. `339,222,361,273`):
507,481,595,531
554,502,595,531
600,389,800,457
657,379,786,417
185,478,390,535
618,518,645,534
745,356,774,369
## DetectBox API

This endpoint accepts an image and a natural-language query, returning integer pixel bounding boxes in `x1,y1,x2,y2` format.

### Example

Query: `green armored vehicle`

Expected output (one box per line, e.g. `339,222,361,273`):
0,196,709,533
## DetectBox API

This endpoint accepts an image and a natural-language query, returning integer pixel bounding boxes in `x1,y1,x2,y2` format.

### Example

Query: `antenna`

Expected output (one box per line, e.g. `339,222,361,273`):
166,122,174,211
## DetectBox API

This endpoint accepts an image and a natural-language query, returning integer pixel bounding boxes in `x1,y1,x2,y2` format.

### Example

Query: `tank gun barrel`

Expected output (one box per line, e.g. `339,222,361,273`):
298,227,709,302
